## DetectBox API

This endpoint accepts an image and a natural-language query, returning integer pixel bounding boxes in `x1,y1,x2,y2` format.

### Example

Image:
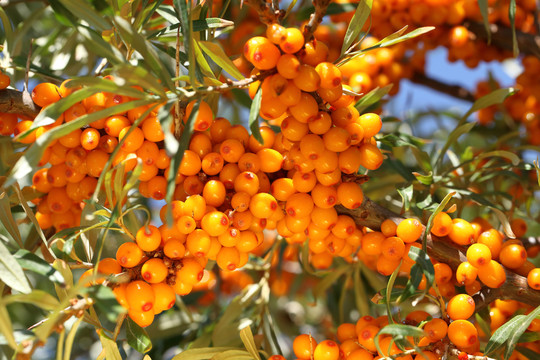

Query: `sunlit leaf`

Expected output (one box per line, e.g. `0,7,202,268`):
239,326,261,360
13,250,64,285
0,241,31,294
478,0,491,43
249,86,263,143
198,41,244,80
354,85,393,113
171,347,243,360
126,318,152,353
341,0,373,55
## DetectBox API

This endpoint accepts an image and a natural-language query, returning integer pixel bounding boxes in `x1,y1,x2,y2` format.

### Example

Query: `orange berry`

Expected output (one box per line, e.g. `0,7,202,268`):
280,27,304,54
119,126,145,152
337,182,364,209
128,308,154,328
448,320,478,349
434,262,453,284
456,261,478,286
449,218,475,246
313,340,339,360
32,82,61,107
186,229,211,257
431,212,453,237
201,211,229,237
424,318,448,341
244,36,281,70
477,260,506,288
126,280,155,312
116,242,144,268
142,116,165,142
293,334,317,359
447,294,475,320
466,243,492,268
163,238,186,259
476,229,503,259
357,325,379,352
185,100,213,132
276,54,301,79
358,142,383,170
527,268,540,290
358,113,382,138
315,62,342,89
396,218,424,243
216,246,241,271
141,258,168,283
151,282,176,314
499,243,527,269
176,257,204,286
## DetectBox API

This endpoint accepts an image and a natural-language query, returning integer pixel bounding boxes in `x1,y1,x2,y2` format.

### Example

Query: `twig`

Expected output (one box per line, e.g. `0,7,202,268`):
449,347,497,360
410,72,476,103
194,69,275,94
465,21,540,59
336,192,540,308
244,0,278,26
303,0,332,42
0,89,40,117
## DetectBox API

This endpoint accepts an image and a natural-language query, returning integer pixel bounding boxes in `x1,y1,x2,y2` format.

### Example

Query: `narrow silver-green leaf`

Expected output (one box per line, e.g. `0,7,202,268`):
59,0,111,31
3,290,60,311
341,0,373,54
0,241,31,294
198,41,244,80
126,318,152,353
171,347,241,360
354,85,393,113
0,302,16,350
99,331,122,360
239,326,261,360
478,0,491,43
0,190,23,247
13,249,64,285
508,0,519,56
249,86,263,144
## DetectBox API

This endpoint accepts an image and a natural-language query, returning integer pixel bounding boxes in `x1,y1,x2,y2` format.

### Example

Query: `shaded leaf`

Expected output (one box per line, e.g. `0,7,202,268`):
126,318,152,353
59,0,111,31
198,41,244,80
99,331,122,360
341,0,373,54
478,0,491,43
13,250,64,285
397,184,413,212
239,326,261,360
354,85,393,113
249,87,263,144
0,241,31,294
2,290,59,311
0,302,16,350
0,190,22,247
171,347,245,360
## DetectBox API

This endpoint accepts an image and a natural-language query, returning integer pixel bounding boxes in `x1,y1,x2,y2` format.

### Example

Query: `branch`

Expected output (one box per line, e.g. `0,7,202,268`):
244,0,279,26
303,0,332,42
410,72,476,102
465,21,540,59
0,89,40,118
337,197,540,308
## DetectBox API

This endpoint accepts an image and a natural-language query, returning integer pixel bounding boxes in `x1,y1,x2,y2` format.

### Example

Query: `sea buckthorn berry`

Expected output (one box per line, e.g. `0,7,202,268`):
216,246,241,271
456,261,478,286
300,40,329,67
357,325,379,352
337,182,364,209
362,231,385,256
249,193,278,219
113,283,129,309
32,82,61,107
218,227,241,247
126,280,155,313
396,218,423,243
234,171,260,196
332,215,356,239
448,320,478,349
527,268,540,290
315,62,342,89
281,116,309,142
286,192,314,218
179,150,202,176
310,206,338,231
277,81,301,106
337,323,357,342
257,148,283,173
509,218,527,237
466,243,492,268
59,129,82,148
148,175,167,200
477,260,506,288
63,103,87,123
141,258,168,283
376,256,400,276
46,187,72,214
176,215,196,234
202,180,226,207
119,126,144,152
358,142,383,170
190,132,212,159
323,127,351,153
381,236,406,261
289,93,319,123
236,230,259,252
238,152,261,173
293,64,321,92
381,219,397,237
259,95,287,120
476,229,503,259
202,152,224,175
185,100,213,132
136,225,161,252
80,128,100,151
0,113,18,135
86,149,109,178
434,262,453,284
201,211,229,237
128,308,154,328
318,84,342,103
220,138,245,163
0,73,10,89
163,239,186,259
142,116,165,142
186,229,211,257
266,23,286,44
309,112,332,135
311,184,338,209
449,218,475,246
344,122,365,145
151,282,176,314
293,334,317,360
32,169,53,193
244,36,281,70
184,194,206,220
499,243,527,269
292,170,317,193
177,257,204,286
277,54,301,79
300,134,325,161
358,113,382,138
280,27,304,54
447,294,475,320
98,135,118,153
424,318,448,341
431,212,453,237
313,340,339,360
14,120,37,144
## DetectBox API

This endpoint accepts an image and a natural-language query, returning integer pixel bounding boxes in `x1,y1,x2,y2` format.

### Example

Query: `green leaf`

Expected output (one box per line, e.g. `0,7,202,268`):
312,265,349,301
465,87,518,121
212,350,254,360
198,41,244,80
0,302,16,350
397,264,423,303
113,16,175,91
13,250,64,285
413,171,433,186
476,150,521,166
171,347,244,360
126,318,152,353
64,317,83,360
341,0,373,54
407,246,434,288
508,0,519,56
249,86,263,144
397,184,413,212
478,0,491,43
99,331,122,360
485,305,540,357
354,85,393,113
353,265,370,316
176,0,197,87
435,122,476,170
385,261,402,324
516,346,540,360
59,0,111,31
90,286,126,323
53,259,74,301
76,25,125,64
0,7,14,50
239,326,261,360
375,324,422,356
0,241,31,294
2,290,59,311
0,190,22,247
296,2,358,20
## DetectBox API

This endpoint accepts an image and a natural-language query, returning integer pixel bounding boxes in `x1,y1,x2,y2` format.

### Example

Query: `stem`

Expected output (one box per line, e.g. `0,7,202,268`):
303,0,332,42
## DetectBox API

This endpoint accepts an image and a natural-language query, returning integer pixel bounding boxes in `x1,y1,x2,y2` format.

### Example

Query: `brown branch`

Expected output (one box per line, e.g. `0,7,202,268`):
337,197,540,308
195,69,275,94
244,0,278,26
465,21,540,59
0,89,40,118
303,0,332,42
410,71,476,102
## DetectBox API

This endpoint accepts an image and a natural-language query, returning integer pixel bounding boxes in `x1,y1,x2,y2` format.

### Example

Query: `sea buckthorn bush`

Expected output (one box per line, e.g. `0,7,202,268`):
0,0,539,359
